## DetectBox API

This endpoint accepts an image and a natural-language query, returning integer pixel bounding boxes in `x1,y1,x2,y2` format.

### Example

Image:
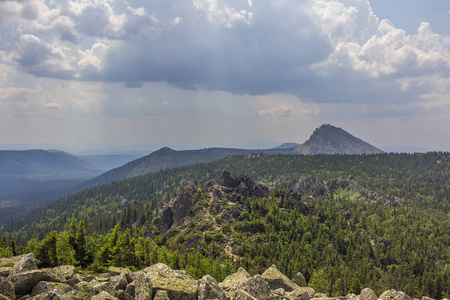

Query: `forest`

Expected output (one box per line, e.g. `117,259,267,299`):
1,152,449,299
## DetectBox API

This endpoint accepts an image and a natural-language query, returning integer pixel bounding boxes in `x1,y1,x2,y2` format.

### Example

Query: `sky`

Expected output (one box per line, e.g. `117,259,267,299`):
0,0,449,153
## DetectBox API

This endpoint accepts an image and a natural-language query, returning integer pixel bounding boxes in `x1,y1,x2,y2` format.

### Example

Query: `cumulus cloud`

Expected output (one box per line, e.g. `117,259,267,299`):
0,0,449,117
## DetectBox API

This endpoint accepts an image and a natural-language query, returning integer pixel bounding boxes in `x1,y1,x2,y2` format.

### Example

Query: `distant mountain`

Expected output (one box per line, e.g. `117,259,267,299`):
272,142,301,149
0,149,102,225
77,154,142,171
0,149,100,177
79,146,293,189
294,124,383,155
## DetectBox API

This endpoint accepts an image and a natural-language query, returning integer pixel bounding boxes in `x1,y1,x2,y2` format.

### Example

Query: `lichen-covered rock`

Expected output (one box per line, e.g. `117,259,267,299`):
262,265,314,299
108,267,134,283
154,289,170,300
421,297,434,300
292,272,307,287
31,281,72,297
242,275,271,300
8,269,65,296
29,291,64,299
9,254,38,277
134,273,152,300
43,269,66,283
124,281,135,297
66,274,82,287
0,277,15,300
0,268,12,278
60,289,88,300
232,289,258,300
51,266,74,281
111,273,128,291
359,288,377,300
219,268,251,298
140,263,197,300
90,280,116,296
198,275,226,300
91,291,120,300
73,281,96,298
83,275,96,282
267,288,287,300
379,290,411,300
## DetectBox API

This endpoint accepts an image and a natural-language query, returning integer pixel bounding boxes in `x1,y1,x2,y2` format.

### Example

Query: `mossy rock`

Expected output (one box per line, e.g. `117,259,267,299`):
219,267,251,298
140,263,197,300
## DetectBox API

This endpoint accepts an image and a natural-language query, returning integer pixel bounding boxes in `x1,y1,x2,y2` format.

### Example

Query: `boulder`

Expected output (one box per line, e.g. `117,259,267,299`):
90,280,116,296
232,289,258,300
29,291,64,299
134,273,152,300
198,275,226,300
140,263,197,300
108,267,134,283
0,268,12,278
60,289,87,300
124,281,135,297
261,265,313,299
242,275,271,300
219,268,251,298
9,254,38,277
0,277,15,300
292,272,307,287
268,288,287,300
91,291,119,300
8,269,65,296
154,289,170,300
31,281,72,297
66,274,82,287
359,288,377,300
379,290,411,300
110,273,128,291
51,266,74,281
115,289,134,300
73,281,96,298
83,275,96,282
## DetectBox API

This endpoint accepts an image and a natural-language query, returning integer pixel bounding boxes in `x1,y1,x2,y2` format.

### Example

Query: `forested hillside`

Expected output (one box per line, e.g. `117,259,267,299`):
1,152,449,299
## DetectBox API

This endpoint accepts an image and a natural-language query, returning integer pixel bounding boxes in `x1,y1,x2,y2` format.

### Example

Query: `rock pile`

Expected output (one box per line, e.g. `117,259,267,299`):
0,254,435,300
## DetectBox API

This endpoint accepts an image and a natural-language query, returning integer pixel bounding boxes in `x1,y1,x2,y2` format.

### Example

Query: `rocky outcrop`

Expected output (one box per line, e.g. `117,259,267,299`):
219,267,251,298
222,171,269,199
262,265,314,299
292,272,307,287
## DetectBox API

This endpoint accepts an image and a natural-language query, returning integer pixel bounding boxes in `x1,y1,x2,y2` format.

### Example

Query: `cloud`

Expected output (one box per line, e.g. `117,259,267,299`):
0,0,449,117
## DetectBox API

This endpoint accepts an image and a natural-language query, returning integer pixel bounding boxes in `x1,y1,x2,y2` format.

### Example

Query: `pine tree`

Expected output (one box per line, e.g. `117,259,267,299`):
75,220,87,267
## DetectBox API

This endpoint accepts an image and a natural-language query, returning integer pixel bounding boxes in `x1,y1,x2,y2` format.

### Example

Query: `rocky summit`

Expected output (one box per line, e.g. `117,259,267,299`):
294,124,383,155
0,253,430,300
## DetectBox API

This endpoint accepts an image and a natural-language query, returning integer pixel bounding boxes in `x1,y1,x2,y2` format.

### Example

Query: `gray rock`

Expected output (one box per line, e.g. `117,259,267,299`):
31,281,72,297
292,272,307,287
108,267,134,283
51,266,74,281
73,281,96,298
242,275,271,300
124,281,135,297
0,268,12,278
0,277,15,300
232,289,258,300
219,268,251,298
66,274,82,287
9,254,38,277
379,290,411,300
134,273,152,300
91,291,119,300
154,289,170,300
198,275,226,300
83,275,96,282
110,273,128,291
8,269,65,296
359,288,377,300
261,265,313,299
140,263,197,300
